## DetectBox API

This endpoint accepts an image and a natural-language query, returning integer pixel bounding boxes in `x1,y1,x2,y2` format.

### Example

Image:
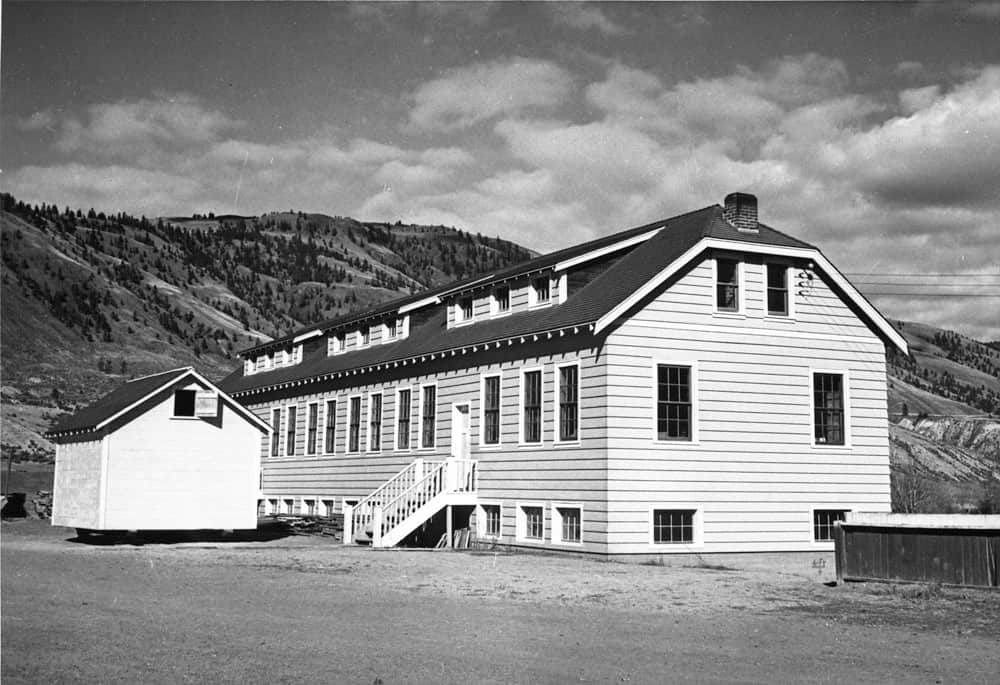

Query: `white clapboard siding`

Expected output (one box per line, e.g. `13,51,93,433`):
602,252,892,553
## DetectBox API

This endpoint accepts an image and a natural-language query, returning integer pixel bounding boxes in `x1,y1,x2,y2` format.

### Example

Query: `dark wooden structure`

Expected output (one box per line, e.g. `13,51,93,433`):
834,513,1000,588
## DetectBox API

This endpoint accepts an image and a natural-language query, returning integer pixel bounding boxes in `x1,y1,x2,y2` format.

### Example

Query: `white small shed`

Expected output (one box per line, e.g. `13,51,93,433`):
47,367,269,533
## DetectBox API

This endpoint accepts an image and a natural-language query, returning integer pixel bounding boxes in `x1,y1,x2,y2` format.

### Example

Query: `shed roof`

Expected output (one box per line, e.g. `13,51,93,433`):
48,367,270,440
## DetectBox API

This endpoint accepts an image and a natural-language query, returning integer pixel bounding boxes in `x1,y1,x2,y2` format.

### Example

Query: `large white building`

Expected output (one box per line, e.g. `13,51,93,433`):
221,192,908,556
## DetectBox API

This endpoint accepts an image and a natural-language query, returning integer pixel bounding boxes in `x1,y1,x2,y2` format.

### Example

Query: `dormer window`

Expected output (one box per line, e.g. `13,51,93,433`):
291,345,303,365
329,332,345,355
173,389,197,417
493,286,510,315
361,326,370,347
387,318,399,339
255,355,267,372
460,297,474,321
716,259,740,313
529,276,552,308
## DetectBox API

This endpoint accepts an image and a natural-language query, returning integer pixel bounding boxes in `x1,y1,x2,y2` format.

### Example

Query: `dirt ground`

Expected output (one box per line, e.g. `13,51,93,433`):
3,520,998,684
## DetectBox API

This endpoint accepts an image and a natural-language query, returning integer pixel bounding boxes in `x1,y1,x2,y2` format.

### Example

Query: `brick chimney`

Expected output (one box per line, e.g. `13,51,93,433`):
723,192,758,232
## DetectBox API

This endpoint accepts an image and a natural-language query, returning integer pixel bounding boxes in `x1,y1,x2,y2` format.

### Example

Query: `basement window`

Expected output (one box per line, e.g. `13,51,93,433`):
517,504,545,541
813,509,847,541
173,389,196,417
553,506,582,544
652,509,696,545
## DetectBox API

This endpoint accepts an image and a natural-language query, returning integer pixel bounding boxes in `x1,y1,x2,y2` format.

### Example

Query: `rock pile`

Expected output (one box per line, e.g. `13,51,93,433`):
24,490,52,519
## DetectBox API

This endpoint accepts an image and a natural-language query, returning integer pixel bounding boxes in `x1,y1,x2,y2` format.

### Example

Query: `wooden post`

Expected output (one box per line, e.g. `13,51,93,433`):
373,506,383,548
343,503,354,545
833,521,846,585
446,504,453,549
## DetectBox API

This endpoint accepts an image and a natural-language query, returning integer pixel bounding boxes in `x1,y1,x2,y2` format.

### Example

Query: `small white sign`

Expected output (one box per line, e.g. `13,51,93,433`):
195,391,218,417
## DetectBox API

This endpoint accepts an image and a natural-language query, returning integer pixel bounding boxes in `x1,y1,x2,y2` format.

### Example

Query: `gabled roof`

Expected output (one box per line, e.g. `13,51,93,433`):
219,203,906,398
48,367,270,439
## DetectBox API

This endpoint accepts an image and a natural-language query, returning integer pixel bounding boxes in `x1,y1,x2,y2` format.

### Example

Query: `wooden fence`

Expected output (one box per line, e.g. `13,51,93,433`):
834,513,1000,588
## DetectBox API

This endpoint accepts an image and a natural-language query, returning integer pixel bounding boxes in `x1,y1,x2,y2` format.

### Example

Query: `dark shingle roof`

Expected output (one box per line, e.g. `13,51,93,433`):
219,205,817,397
48,368,194,436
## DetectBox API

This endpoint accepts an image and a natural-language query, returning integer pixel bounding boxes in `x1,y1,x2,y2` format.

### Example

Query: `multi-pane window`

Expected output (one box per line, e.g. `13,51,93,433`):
386,319,398,339
369,393,382,452
348,397,361,452
361,327,370,346
652,509,694,544
483,505,501,537
532,277,550,304
397,388,411,449
716,258,739,311
767,264,789,316
303,499,317,516
813,509,847,541
286,406,297,456
322,499,336,517
421,385,437,448
306,403,318,455
522,370,542,443
459,297,474,321
558,365,579,442
324,399,337,453
270,408,281,457
657,365,692,441
813,373,845,445
494,286,510,313
559,507,581,543
483,375,501,445
524,506,544,540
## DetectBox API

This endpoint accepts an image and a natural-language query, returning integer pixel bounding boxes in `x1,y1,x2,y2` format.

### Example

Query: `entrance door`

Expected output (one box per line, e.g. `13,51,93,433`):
451,403,471,459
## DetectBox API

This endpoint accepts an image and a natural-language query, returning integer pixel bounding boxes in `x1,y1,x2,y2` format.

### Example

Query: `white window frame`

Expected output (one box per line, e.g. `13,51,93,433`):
490,285,511,317
321,498,337,517
518,366,545,447
301,496,319,517
328,332,346,356
809,367,852,449
305,401,320,456
527,275,554,309
347,394,363,454
554,360,581,445
651,357,700,446
358,326,370,349
284,403,298,457
648,505,704,550
551,502,583,546
269,406,282,458
515,501,546,543
418,382,438,451
810,507,851,545
245,359,254,375
394,386,415,452
479,372,503,449
453,296,475,326
476,501,503,540
712,256,745,316
291,345,303,365
282,497,295,515
367,391,383,453
763,262,796,319
322,397,338,455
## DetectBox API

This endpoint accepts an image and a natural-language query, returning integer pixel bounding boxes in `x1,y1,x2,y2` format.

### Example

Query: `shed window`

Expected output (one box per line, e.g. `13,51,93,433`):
716,259,740,312
173,389,196,417
459,297,474,322
532,277,550,304
767,264,789,316
656,365,691,441
813,510,847,541
522,370,542,444
813,373,845,445
652,509,694,544
361,327,370,346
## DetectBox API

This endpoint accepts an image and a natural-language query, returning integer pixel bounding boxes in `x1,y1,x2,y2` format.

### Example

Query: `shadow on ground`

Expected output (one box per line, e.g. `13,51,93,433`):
67,519,297,546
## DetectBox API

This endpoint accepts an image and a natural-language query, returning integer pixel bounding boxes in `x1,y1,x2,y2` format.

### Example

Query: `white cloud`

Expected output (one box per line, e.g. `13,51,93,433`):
548,4,626,36
407,57,574,132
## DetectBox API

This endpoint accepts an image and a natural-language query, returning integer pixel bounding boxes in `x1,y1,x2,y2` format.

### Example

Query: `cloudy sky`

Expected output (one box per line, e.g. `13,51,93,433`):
3,2,999,340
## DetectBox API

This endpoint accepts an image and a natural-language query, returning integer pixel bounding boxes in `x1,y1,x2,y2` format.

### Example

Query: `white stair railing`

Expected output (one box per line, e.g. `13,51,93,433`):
349,458,477,546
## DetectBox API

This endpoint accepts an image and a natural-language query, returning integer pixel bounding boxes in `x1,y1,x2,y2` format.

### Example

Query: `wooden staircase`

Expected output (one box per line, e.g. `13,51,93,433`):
346,457,477,548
